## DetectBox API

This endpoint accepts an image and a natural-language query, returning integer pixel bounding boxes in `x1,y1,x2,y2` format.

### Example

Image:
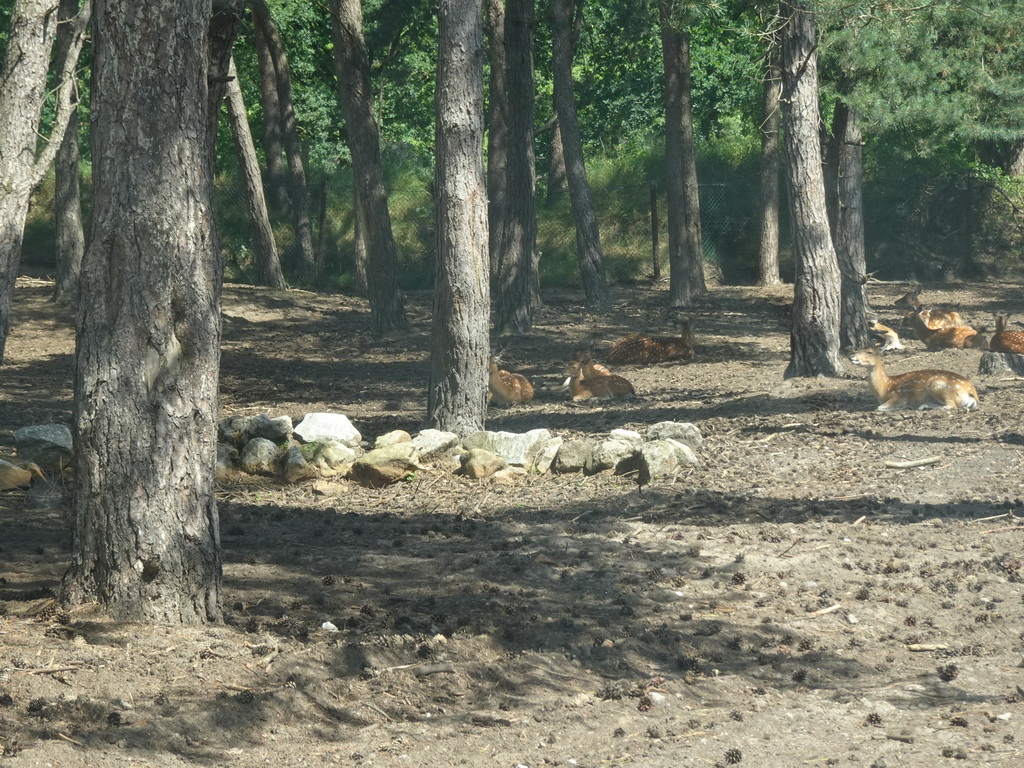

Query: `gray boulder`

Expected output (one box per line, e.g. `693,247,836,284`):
646,421,703,450
463,429,556,470
240,438,281,476
350,443,421,488
13,424,73,473
458,448,506,480
411,429,461,462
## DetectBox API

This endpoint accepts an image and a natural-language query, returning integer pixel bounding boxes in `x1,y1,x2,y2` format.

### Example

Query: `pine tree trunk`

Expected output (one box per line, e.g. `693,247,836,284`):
251,2,289,213
331,0,408,333
226,57,286,289
780,0,843,378
429,0,490,436
51,0,87,307
61,0,224,623
757,40,783,287
832,102,870,351
486,0,509,278
251,0,316,281
493,0,537,335
0,0,59,365
659,2,706,308
550,0,610,311
547,118,567,204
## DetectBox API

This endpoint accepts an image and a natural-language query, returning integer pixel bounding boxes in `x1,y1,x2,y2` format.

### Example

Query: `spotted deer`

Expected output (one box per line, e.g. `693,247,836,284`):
923,325,988,350
903,307,968,342
488,356,535,406
605,318,694,365
869,320,903,351
570,349,611,378
990,315,1024,354
848,347,978,411
564,359,634,402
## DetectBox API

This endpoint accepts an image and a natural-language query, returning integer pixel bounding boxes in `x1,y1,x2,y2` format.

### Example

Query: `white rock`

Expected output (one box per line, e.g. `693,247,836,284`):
295,413,361,448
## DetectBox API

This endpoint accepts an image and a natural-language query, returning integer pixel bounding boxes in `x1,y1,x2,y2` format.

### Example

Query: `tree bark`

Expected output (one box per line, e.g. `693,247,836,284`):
61,0,224,623
492,0,537,335
546,118,567,204
251,2,289,213
659,1,706,308
0,0,89,365
226,57,287,289
757,38,783,287
251,0,317,281
829,102,870,351
52,0,88,307
780,0,843,378
550,0,610,311
331,0,408,333
428,0,490,436
486,0,509,278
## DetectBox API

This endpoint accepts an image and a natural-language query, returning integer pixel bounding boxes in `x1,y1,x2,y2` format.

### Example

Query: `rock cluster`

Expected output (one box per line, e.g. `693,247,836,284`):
2,415,702,491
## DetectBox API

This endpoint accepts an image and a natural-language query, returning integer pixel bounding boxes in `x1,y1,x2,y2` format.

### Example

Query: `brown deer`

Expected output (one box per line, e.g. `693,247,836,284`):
605,317,694,365
903,307,967,342
893,287,922,310
924,325,988,350
564,359,635,402
570,349,611,378
869,320,903,351
488,355,535,406
848,347,979,411
990,315,1024,354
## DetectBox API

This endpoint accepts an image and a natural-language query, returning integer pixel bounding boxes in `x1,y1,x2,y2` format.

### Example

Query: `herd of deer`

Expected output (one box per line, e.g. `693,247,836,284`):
487,289,1023,413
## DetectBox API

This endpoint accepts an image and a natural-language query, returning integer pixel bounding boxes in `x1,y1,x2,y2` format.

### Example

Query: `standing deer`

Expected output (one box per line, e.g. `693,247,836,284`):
848,347,978,411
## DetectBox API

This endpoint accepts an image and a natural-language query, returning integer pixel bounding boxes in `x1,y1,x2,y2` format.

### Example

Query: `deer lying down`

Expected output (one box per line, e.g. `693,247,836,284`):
903,307,966,341
564,359,634,402
869,320,903,351
924,325,988,350
605,318,694,365
571,349,611,378
488,356,535,406
849,347,978,411
990,315,1024,354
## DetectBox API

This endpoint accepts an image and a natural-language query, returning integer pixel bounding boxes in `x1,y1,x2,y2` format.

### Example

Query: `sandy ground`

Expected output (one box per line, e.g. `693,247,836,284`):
1,277,1023,767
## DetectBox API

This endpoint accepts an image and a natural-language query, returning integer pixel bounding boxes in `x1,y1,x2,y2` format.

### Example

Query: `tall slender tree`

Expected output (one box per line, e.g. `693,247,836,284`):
485,0,509,278
492,0,537,335
250,0,317,281
225,56,287,290
659,0,706,308
52,0,89,307
331,0,408,333
780,0,843,378
428,0,490,436
550,0,610,311
61,0,232,622
757,30,783,287
0,0,89,365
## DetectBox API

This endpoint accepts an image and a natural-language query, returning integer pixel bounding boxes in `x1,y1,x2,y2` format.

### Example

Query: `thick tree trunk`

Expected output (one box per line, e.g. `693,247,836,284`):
550,0,610,312
226,57,286,289
486,0,509,278
0,0,88,364
659,2,706,308
52,0,88,307
757,41,783,287
428,0,490,436
331,0,408,333
251,0,317,281
830,102,870,351
251,2,289,213
493,0,537,335
780,0,843,378
61,0,224,624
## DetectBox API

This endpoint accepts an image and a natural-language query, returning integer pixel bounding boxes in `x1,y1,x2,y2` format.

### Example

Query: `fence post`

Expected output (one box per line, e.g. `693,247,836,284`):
650,181,660,281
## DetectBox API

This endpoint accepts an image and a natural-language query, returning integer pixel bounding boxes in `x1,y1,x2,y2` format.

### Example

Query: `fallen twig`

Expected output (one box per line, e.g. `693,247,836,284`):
56,732,85,747
884,456,941,469
980,525,1024,534
23,665,84,676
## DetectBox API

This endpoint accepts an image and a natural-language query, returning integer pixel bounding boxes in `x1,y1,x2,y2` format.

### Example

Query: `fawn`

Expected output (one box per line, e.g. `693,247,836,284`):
564,359,634,402
488,356,534,406
605,318,694,365
990,315,1024,354
848,347,978,411
923,325,988,350
869,320,903,351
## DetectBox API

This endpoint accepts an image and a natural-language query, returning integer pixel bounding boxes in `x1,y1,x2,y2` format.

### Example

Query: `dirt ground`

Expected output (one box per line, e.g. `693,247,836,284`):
2,277,1024,768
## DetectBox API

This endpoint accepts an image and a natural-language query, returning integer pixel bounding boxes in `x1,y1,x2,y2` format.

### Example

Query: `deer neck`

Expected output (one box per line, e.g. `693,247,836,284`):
867,357,892,402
